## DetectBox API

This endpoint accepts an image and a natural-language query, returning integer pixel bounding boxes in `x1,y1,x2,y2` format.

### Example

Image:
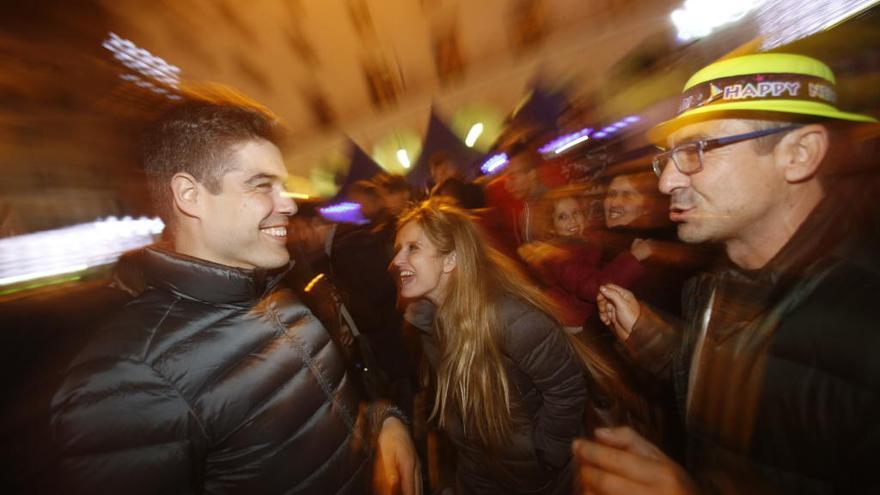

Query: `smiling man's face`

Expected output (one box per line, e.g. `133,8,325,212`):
195,138,297,269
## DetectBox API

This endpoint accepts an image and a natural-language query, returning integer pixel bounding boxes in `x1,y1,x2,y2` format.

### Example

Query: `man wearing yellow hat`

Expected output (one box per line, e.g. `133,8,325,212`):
575,53,880,494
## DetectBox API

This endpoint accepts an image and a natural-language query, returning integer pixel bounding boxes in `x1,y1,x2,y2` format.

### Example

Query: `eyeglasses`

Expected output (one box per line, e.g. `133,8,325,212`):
652,124,802,177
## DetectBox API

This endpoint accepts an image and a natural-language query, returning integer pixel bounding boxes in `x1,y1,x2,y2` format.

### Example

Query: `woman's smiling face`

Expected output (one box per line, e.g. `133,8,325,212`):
551,197,585,238
392,221,454,304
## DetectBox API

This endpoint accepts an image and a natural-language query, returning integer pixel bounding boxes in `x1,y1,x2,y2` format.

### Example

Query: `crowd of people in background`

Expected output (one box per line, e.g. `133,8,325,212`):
286,121,715,493
283,51,880,495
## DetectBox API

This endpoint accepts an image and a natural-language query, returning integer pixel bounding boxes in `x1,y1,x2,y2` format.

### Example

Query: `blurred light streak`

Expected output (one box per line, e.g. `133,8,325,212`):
0,216,164,288
396,149,411,168
465,123,484,147
319,202,367,224
0,275,82,297
281,192,310,199
754,0,880,49
0,264,89,287
304,273,325,293
539,127,592,155
481,153,509,175
671,0,765,41
554,135,590,154
103,32,182,99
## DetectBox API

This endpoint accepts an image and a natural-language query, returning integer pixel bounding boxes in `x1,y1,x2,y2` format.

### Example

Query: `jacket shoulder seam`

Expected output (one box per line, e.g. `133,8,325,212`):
141,296,179,360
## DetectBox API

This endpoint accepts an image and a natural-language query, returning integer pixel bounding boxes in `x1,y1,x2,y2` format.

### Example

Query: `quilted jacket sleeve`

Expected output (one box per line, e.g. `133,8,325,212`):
504,304,588,470
50,356,208,494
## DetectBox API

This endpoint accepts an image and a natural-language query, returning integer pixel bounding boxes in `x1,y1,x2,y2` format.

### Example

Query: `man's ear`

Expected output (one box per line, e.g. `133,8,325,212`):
777,124,829,183
170,172,203,219
442,251,457,273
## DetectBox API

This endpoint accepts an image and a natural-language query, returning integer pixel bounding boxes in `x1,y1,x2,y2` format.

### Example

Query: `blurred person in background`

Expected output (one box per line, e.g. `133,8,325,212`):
603,171,668,230
330,178,418,416
287,198,335,270
428,151,459,197
434,175,486,210
349,179,389,225
50,98,420,494
427,151,485,210
502,146,546,245
596,170,715,318
375,173,414,217
518,185,648,331
345,178,399,256
480,144,550,261
575,53,880,495
394,199,586,495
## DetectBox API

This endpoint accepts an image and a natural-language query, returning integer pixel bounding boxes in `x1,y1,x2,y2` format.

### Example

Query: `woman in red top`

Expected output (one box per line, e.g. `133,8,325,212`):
518,185,654,331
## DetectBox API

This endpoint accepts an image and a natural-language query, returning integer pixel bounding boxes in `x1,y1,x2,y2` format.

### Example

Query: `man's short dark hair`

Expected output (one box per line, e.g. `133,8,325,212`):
141,99,282,227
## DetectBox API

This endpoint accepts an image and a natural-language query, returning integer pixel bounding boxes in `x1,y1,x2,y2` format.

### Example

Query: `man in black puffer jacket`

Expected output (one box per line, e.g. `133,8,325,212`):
50,98,420,494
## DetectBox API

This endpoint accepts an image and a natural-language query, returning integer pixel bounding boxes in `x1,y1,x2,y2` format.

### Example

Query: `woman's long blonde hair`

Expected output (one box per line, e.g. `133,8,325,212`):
398,199,561,450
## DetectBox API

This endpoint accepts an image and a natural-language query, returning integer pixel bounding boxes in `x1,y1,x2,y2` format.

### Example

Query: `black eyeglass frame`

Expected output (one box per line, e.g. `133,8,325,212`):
652,124,803,177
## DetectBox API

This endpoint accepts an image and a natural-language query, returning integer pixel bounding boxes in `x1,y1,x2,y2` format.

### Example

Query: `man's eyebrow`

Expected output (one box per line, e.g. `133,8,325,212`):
245,173,281,184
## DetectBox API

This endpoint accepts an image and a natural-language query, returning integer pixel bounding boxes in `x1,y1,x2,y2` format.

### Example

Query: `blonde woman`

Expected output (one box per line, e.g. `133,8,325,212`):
393,198,587,494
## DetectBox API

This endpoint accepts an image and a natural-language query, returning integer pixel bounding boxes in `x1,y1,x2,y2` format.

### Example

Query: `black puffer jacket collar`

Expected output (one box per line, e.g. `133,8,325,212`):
115,245,292,306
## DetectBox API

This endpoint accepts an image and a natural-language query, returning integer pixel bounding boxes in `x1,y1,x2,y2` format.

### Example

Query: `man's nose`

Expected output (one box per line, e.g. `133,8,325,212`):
658,163,689,196
277,193,298,216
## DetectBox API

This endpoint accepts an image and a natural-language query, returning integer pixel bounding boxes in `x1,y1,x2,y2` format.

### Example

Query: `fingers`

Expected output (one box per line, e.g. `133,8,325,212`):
599,286,639,323
398,457,413,495
595,427,663,459
394,437,421,495
573,438,659,485
605,304,618,330
599,284,635,304
372,453,396,495
597,293,623,335
578,463,651,495
598,287,632,340
574,430,697,495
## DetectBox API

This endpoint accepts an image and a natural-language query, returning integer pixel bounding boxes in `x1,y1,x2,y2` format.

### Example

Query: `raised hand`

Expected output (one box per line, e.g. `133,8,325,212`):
597,284,640,341
629,238,655,261
573,427,697,495
373,417,423,495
